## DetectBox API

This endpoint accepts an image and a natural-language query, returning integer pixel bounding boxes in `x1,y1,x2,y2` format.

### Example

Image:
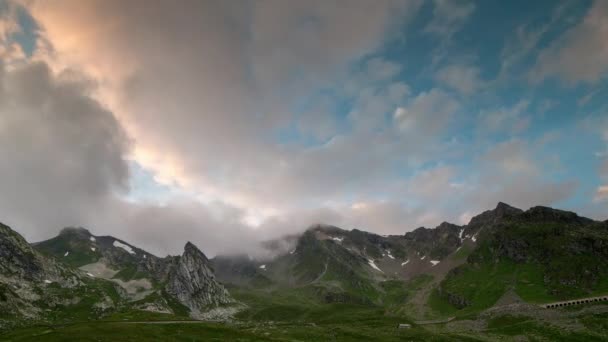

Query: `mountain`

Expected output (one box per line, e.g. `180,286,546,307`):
0,223,236,329
3,203,608,341
165,242,235,319
437,204,608,312
211,203,608,319
0,223,115,329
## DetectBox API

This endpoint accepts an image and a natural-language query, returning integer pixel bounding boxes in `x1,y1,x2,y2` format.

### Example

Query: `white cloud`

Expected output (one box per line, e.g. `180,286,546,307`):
478,100,530,135
24,0,424,216
435,64,483,95
532,0,608,84
424,0,475,39
594,186,608,203
394,88,459,135
365,57,403,81
499,1,573,80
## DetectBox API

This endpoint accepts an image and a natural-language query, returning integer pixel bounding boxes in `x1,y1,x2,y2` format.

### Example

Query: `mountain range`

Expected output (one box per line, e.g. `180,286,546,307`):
2,202,608,340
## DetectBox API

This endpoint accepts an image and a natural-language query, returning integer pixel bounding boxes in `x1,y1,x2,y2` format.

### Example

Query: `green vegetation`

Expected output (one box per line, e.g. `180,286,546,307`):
5,309,608,341
432,219,608,315
451,244,473,260
111,264,149,282
5,207,608,340
35,234,99,268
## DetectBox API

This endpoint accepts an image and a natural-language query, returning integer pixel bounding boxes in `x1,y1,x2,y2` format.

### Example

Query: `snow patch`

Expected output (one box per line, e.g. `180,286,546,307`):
401,260,410,267
64,251,69,257
143,255,147,259
420,256,426,260
259,265,266,270
386,251,395,259
91,247,96,252
90,236,96,242
471,234,477,242
430,260,440,266
331,237,344,242
113,240,135,254
455,246,462,253
367,259,383,273
44,280,52,284
289,249,295,255
459,228,464,241
87,273,94,277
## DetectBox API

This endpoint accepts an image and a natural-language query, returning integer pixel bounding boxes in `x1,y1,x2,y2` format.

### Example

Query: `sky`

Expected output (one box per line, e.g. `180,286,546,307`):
0,0,607,257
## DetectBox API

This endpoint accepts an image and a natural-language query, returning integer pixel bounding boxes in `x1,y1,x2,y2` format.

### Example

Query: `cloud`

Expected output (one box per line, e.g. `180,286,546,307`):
393,88,459,135
469,139,578,209
25,0,424,214
594,119,608,203
435,63,483,95
0,1,591,258
499,1,573,80
532,0,608,84
0,2,26,67
594,186,608,202
0,61,130,240
0,57,292,258
478,100,530,135
424,0,475,39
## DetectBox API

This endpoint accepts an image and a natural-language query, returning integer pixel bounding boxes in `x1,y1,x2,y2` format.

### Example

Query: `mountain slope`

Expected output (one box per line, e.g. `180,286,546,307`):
0,222,120,328
212,203,608,323
435,205,608,314
30,226,237,321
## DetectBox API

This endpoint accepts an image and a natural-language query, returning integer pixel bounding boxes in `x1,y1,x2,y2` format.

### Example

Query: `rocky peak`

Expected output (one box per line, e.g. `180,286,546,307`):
521,206,594,225
165,242,234,318
494,202,523,217
463,202,523,237
437,221,461,231
183,241,209,262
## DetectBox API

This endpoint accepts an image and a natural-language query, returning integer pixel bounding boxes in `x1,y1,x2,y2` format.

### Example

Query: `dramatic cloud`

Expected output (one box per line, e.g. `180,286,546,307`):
0,1,601,257
26,0,423,213
0,61,130,239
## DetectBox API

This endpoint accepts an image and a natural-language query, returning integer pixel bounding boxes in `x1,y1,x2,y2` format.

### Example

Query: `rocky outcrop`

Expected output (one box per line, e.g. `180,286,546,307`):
463,202,523,238
518,206,594,225
165,242,234,318
0,222,45,280
404,222,463,259
34,227,238,319
0,223,86,326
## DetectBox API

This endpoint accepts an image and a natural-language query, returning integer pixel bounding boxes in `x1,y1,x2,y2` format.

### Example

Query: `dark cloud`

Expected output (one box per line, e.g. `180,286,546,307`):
0,61,129,240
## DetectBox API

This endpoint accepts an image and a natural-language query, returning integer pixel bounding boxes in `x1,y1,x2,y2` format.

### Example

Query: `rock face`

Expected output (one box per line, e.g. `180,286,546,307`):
0,222,44,280
439,203,608,306
165,242,234,317
0,222,84,327
403,222,463,259
34,229,236,319
462,202,523,238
